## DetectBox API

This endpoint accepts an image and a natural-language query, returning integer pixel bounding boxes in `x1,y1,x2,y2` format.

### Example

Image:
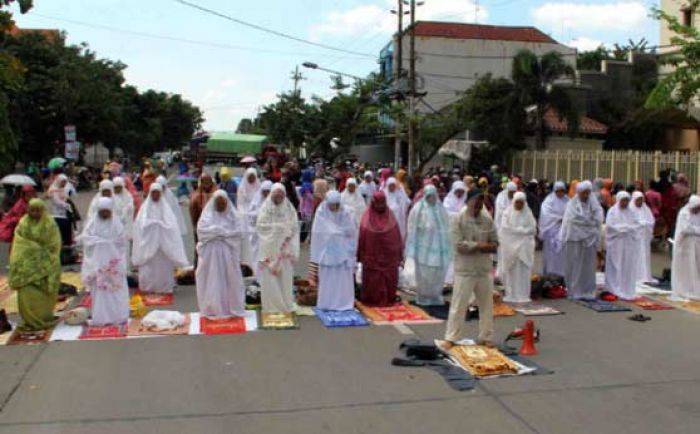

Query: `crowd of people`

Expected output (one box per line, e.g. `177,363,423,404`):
2,158,699,350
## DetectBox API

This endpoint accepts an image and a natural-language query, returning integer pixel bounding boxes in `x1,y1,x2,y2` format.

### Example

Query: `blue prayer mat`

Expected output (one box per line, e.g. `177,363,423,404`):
313,308,369,328
578,300,632,312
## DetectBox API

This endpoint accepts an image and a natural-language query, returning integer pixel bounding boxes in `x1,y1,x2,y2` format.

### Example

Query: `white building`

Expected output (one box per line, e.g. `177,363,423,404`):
379,21,576,113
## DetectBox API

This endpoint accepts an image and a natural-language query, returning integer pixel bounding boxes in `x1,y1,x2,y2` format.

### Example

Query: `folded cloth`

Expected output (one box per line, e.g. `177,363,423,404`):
313,308,368,327
141,310,186,331
578,300,631,312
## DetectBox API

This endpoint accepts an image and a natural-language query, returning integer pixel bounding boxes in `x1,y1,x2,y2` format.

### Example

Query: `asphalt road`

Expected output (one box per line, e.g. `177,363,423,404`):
1,186,699,434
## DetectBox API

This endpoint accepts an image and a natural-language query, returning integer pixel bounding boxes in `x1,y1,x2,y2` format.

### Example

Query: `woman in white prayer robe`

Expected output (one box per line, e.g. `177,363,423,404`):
671,195,700,301
195,190,246,317
538,181,569,276
77,197,129,326
405,185,452,306
311,191,358,311
86,179,115,220
631,191,656,284
156,175,188,237
340,178,366,227
382,177,411,242
605,191,641,300
358,171,377,204
237,168,261,214
442,181,466,286
245,180,272,267
499,192,537,303
132,184,189,293
560,180,604,300
112,177,134,238
443,181,467,217
256,183,300,313
494,182,518,279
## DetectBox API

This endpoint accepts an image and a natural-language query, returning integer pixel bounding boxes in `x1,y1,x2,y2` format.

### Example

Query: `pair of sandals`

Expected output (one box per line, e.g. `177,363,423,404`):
629,313,652,322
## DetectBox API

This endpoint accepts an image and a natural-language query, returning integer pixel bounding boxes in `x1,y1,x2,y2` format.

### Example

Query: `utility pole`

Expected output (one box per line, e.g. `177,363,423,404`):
393,0,404,171
407,0,417,174
290,65,305,96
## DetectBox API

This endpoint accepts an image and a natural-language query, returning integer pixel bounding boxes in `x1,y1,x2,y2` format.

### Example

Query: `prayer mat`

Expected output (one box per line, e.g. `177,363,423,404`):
135,292,174,307
448,345,524,378
8,329,52,345
511,304,563,316
49,322,82,342
295,306,316,317
313,308,369,328
356,301,441,325
493,303,517,317
0,330,12,346
79,324,127,340
128,314,191,337
77,293,92,308
629,297,674,311
636,283,671,296
1,291,18,314
392,339,476,391
260,312,299,330
199,316,246,335
654,296,700,314
60,272,85,292
578,300,631,312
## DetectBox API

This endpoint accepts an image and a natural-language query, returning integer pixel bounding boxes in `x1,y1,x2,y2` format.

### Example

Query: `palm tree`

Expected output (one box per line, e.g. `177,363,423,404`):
511,50,577,149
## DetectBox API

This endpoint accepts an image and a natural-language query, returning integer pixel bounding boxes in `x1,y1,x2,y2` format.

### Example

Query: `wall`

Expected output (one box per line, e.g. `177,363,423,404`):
395,34,576,112
525,136,604,151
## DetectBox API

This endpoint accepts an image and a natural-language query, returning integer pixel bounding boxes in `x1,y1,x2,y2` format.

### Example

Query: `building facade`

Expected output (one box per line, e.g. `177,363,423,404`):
379,21,577,113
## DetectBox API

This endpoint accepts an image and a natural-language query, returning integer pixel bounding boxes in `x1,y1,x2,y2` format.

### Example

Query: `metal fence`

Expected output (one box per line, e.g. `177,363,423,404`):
511,150,700,192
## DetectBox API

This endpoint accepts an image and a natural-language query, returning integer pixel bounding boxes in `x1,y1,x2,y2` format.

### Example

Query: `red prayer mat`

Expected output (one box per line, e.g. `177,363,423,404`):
79,324,127,340
631,297,674,311
200,316,246,335
135,292,174,306
8,329,52,345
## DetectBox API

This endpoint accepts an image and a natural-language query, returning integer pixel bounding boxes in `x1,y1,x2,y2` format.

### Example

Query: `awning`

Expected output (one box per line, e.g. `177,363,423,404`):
439,139,489,161
204,132,268,155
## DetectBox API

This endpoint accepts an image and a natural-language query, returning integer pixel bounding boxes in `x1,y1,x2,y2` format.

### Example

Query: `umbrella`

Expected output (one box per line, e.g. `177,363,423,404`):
0,174,37,186
48,157,67,170
240,156,256,164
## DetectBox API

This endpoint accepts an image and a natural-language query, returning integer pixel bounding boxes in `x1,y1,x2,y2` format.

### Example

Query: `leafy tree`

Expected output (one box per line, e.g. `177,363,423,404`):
236,118,255,134
647,0,699,110
577,46,609,71
0,0,32,172
511,50,577,149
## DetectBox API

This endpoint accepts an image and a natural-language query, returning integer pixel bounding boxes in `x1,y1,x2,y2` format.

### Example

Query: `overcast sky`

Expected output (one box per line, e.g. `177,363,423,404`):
13,0,661,130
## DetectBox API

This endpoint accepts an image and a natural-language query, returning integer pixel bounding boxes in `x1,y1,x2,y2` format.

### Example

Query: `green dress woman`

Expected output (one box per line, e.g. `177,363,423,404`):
8,198,61,331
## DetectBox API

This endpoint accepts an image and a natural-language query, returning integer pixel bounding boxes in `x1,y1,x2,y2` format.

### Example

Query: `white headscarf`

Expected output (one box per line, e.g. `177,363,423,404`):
238,168,261,213
495,182,518,229
77,197,127,290
87,179,115,219
255,182,300,263
310,190,357,267
359,171,377,203
248,180,273,217
675,195,700,243
538,181,569,241
631,190,654,236
156,175,188,236
132,183,188,267
559,180,604,246
443,181,467,215
340,178,367,226
405,185,452,268
499,191,537,269
196,189,243,249
382,177,411,213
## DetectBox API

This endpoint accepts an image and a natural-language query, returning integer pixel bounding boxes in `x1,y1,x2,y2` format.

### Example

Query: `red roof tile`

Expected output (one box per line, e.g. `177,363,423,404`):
544,108,608,135
409,21,558,44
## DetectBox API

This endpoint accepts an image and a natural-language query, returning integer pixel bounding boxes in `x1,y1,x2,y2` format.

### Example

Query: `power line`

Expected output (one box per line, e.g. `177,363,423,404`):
172,0,375,58
26,13,371,59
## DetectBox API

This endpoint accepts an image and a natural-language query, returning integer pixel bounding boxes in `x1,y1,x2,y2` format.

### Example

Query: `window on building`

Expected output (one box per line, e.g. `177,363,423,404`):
682,7,693,27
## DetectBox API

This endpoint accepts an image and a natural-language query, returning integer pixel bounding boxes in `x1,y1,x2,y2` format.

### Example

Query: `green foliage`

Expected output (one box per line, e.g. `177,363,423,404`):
577,46,608,71
2,30,203,165
646,0,700,110
511,50,576,148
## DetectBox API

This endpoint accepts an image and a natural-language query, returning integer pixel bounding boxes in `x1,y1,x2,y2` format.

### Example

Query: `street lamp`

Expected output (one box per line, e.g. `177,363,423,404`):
301,62,365,82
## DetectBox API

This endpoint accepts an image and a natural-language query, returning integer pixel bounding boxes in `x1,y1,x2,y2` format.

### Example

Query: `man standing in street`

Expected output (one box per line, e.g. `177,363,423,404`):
436,190,498,351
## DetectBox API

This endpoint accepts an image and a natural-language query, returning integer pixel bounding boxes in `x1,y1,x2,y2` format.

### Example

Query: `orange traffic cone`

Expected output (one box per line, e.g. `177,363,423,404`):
519,320,538,356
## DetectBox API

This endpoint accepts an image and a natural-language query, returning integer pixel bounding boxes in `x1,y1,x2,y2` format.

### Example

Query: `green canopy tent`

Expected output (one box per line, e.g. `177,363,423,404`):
203,132,268,158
